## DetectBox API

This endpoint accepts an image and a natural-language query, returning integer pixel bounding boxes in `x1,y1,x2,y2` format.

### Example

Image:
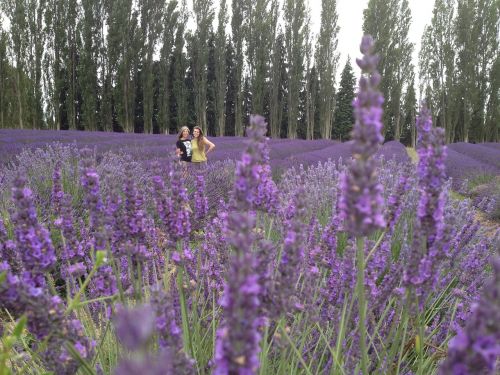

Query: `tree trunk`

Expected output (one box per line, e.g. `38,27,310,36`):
16,68,24,130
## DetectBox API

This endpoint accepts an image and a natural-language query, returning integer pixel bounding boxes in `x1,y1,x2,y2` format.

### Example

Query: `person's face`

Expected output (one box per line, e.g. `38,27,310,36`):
182,129,190,138
193,128,200,138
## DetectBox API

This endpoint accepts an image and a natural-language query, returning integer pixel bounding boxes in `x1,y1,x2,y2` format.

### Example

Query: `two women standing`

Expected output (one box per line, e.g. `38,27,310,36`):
176,126,215,167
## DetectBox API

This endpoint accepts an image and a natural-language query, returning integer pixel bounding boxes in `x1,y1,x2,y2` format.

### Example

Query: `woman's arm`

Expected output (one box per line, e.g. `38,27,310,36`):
204,138,215,154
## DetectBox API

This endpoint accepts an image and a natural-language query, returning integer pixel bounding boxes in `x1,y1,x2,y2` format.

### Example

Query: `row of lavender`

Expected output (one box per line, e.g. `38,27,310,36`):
0,36,499,374
0,129,407,167
2,128,498,187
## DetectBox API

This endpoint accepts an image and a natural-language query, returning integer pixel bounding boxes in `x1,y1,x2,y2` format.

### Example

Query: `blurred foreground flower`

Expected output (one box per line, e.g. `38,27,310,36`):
338,35,385,237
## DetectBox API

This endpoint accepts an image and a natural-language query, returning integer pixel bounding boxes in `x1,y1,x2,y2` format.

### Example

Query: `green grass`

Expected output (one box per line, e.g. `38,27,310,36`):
467,173,497,190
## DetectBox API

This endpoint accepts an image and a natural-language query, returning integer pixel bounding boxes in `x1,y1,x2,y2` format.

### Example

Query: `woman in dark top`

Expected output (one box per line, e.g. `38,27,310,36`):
176,126,192,163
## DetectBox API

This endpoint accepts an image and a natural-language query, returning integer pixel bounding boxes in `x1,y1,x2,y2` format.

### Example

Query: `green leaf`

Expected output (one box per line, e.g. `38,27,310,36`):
65,342,96,375
13,315,27,338
95,250,106,267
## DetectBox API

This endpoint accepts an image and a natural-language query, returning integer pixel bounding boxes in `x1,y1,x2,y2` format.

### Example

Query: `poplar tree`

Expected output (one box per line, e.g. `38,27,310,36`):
303,7,315,139
2,0,28,129
469,0,498,142
214,0,228,136
140,0,164,134
485,55,499,142
171,0,189,131
402,76,417,147
25,0,45,128
192,0,214,134
388,0,413,141
269,1,284,138
247,0,273,116
316,0,339,139
224,39,236,135
105,0,135,132
419,0,456,142
44,0,67,130
363,0,413,140
65,0,78,130
159,0,179,135
0,26,9,129
231,0,246,136
284,0,307,139
454,0,476,142
79,0,101,131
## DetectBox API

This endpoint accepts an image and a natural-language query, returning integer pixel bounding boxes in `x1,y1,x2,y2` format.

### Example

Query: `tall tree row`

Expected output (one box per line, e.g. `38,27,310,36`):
420,0,498,143
0,0,497,142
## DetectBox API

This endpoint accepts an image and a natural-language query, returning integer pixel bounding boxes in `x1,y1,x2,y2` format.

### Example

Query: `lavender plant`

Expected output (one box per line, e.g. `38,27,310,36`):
0,36,498,375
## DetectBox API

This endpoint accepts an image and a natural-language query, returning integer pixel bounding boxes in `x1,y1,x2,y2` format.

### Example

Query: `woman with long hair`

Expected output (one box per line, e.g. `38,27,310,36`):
176,126,192,164
191,126,215,168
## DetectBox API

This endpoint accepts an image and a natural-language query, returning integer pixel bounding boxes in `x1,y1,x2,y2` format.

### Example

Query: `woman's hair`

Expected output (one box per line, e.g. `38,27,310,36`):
178,126,190,140
193,126,205,148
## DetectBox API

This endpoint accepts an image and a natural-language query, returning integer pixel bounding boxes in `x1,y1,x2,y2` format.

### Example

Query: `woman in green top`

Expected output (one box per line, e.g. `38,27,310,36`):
191,126,215,166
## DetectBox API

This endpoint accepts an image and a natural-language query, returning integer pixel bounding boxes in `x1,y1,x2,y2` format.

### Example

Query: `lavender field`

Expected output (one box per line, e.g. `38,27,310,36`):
1,37,499,375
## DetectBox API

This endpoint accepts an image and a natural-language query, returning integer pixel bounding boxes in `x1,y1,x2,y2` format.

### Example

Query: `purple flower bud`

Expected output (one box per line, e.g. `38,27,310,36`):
9,175,56,288
214,210,262,374
231,115,279,213
194,175,209,221
113,304,155,351
439,255,500,374
339,35,386,237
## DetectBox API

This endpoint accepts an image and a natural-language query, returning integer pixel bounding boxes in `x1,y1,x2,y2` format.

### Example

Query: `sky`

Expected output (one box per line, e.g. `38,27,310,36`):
309,0,436,81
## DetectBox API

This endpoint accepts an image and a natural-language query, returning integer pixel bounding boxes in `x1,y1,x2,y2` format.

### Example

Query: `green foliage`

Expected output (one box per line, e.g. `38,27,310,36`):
333,58,355,140
363,0,414,141
0,0,497,140
315,0,340,139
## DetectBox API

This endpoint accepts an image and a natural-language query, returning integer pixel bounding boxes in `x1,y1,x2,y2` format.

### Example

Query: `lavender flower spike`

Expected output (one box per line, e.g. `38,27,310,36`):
214,212,261,375
404,104,447,292
232,114,279,213
338,35,386,237
439,254,500,374
9,175,56,291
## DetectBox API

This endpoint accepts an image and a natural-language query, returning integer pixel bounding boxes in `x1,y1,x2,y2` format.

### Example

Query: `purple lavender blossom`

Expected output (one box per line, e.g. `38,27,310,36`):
151,285,183,349
232,115,279,213
113,304,155,351
57,193,87,281
338,35,386,237
151,161,191,243
385,164,412,232
415,105,447,248
214,212,262,374
114,348,192,375
404,104,448,293
276,190,308,313
439,255,500,374
0,264,95,374
51,161,64,218
168,162,192,241
194,175,209,221
80,148,107,252
9,175,56,291
200,202,229,294
0,217,18,270
149,285,195,372
120,173,151,261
